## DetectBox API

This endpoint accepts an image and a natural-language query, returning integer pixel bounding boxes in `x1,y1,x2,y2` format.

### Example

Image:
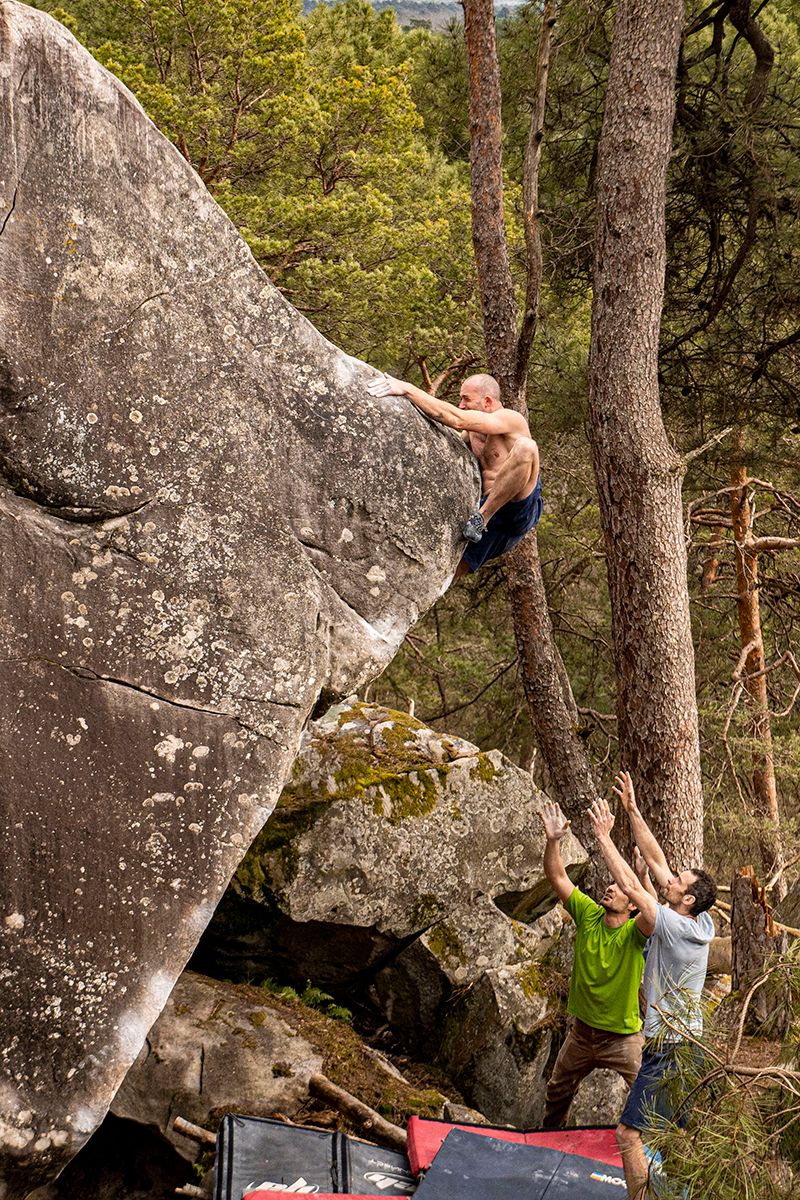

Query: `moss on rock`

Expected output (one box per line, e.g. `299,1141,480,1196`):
518,962,543,1001
469,754,498,784
426,923,467,967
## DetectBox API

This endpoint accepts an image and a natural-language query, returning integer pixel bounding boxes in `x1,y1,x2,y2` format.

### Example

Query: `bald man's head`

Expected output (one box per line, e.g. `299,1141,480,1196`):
459,374,501,411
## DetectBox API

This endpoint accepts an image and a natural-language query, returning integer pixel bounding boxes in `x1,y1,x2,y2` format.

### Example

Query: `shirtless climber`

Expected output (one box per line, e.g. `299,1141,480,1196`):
367,372,542,576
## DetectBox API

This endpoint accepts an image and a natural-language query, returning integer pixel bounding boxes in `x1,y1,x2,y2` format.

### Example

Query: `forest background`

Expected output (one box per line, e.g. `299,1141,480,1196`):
35,0,800,891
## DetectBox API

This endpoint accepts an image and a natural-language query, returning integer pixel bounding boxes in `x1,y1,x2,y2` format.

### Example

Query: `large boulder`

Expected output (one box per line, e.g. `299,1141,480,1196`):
109,970,448,1163
32,969,448,1200
0,4,476,1193
110,972,324,1158
434,962,556,1127
371,896,562,1056
198,700,586,1120
198,700,586,987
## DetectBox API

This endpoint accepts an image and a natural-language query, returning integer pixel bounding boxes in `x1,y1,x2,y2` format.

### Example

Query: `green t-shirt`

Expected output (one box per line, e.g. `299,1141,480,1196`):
565,887,647,1034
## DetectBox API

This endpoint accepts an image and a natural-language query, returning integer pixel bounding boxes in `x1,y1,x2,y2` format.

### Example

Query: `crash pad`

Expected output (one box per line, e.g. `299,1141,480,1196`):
406,1115,622,1175
215,1115,415,1199
413,1127,626,1199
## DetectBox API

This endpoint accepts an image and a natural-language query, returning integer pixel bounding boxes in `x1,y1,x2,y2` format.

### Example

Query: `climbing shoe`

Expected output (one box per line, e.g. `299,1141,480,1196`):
463,513,486,543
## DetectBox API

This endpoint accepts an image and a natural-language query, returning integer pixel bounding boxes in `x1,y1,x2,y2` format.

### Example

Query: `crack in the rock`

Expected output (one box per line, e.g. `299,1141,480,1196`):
102,541,151,566
296,541,393,646
48,660,237,719
0,476,154,525
37,660,304,727
236,693,303,710
15,59,32,98
42,497,154,525
297,536,327,554
0,186,18,238
101,291,174,340
98,265,240,342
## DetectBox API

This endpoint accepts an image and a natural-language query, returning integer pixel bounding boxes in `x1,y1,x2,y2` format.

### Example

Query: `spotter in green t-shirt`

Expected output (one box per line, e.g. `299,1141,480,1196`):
565,886,647,1035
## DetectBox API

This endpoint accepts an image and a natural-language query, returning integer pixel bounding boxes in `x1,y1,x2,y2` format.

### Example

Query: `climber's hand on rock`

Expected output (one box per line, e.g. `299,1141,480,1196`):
367,373,405,399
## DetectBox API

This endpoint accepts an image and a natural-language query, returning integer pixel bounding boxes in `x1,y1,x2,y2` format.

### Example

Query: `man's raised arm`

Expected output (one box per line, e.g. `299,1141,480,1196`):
539,801,575,905
634,847,658,903
587,799,657,937
612,771,671,888
367,373,523,436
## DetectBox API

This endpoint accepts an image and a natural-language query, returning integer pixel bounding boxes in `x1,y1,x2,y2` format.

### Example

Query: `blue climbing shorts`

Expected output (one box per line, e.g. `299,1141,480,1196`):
462,476,543,573
620,1042,701,1132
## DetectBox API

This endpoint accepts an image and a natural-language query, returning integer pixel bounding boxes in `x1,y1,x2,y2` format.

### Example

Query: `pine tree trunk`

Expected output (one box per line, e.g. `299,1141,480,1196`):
462,0,518,403
506,538,599,847
729,429,785,899
588,0,703,867
462,0,602,851
730,866,778,1030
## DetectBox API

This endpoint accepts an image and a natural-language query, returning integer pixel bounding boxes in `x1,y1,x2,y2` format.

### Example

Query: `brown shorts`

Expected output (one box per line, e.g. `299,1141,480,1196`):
543,1017,644,1129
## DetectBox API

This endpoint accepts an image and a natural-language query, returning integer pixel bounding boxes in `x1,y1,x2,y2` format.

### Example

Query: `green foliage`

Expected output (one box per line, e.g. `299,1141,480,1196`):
259,976,302,1001
640,949,800,1197
35,0,477,367
300,982,354,1022
258,976,353,1022
645,1052,798,1195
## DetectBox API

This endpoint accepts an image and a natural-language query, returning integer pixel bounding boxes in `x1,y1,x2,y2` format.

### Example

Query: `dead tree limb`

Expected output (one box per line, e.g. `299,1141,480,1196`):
308,1073,408,1152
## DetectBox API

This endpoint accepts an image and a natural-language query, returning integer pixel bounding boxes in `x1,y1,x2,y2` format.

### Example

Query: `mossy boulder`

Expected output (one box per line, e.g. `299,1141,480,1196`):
371,897,562,1055
434,962,561,1127
197,700,586,988
111,972,324,1158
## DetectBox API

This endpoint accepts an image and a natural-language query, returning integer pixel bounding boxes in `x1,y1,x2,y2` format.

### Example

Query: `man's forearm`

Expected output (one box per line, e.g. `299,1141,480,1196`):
639,867,658,901
544,838,565,885
627,807,671,884
596,834,640,895
598,833,658,928
395,380,463,428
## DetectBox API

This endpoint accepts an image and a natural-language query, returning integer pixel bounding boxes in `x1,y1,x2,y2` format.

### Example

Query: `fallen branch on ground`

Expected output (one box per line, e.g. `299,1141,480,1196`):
308,1073,408,1151
172,1116,217,1147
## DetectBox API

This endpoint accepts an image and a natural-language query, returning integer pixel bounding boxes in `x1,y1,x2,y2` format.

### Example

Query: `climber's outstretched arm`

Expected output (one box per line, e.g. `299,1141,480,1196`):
540,801,575,905
367,373,525,437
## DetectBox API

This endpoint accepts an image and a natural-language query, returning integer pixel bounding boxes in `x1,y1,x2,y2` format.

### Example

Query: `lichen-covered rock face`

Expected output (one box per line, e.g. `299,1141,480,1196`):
110,973,323,1158
568,1069,630,1128
371,898,563,1057
434,963,557,1127
198,700,586,1121
0,4,476,1193
199,700,586,986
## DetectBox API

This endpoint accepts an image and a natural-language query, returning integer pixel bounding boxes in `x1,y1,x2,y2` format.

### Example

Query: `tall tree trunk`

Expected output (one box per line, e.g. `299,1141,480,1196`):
462,0,601,849
505,538,601,848
588,0,704,866
729,428,786,900
462,0,518,404
729,865,787,1035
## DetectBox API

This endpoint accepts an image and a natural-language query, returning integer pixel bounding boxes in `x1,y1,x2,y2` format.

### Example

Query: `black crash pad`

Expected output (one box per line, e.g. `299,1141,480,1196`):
413,1127,627,1199
214,1114,415,1199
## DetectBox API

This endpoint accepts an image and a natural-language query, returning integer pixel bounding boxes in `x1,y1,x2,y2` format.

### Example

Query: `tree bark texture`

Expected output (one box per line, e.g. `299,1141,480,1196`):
505,536,600,849
729,430,785,898
730,867,776,1029
462,0,518,401
462,0,603,859
588,0,704,867
515,0,558,393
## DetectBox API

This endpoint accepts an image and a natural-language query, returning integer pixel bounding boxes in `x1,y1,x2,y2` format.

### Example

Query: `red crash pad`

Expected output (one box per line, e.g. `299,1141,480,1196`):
406,1116,622,1176
244,1195,391,1200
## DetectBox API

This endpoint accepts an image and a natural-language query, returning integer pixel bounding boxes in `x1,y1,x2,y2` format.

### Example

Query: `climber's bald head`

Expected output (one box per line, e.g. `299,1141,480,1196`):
459,374,502,411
